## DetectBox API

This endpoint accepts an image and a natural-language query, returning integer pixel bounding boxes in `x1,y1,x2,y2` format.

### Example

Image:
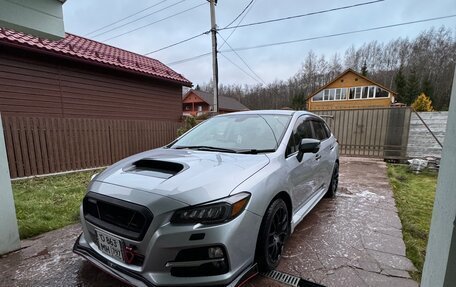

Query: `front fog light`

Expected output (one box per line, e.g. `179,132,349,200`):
208,247,224,259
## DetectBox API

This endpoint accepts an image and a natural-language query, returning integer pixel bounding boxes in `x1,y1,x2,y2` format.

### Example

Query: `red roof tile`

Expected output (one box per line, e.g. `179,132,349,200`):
0,28,191,86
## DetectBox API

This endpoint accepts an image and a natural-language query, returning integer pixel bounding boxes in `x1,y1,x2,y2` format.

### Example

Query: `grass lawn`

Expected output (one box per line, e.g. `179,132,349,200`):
12,169,100,239
387,164,438,282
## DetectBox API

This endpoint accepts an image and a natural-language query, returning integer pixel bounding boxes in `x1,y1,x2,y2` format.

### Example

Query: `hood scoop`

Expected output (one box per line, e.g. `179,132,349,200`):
124,159,185,179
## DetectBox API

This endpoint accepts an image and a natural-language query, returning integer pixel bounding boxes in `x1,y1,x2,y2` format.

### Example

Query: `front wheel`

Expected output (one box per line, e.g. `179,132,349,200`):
325,162,339,198
255,198,289,271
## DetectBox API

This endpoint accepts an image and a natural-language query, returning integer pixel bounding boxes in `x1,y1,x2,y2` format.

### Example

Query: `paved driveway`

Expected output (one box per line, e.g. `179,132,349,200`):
0,157,418,287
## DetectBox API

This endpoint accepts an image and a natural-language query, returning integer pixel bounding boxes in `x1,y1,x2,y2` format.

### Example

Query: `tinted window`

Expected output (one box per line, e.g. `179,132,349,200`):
286,118,313,156
312,121,329,141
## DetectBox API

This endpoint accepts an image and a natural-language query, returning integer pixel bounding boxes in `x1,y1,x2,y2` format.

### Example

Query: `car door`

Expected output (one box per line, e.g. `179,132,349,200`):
285,116,320,210
310,119,333,192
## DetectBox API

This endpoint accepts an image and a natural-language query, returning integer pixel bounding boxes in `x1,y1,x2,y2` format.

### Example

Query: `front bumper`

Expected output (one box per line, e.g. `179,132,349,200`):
74,234,259,287
74,204,262,287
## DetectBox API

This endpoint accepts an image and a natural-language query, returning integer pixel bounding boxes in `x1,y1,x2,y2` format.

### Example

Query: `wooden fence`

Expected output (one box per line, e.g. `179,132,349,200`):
1,115,181,178
314,107,411,159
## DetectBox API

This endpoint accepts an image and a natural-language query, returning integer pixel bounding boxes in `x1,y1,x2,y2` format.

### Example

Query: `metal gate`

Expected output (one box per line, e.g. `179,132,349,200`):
314,107,412,159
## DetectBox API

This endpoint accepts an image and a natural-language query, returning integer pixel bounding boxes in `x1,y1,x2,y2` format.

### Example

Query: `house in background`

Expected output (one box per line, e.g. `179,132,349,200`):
306,69,397,111
182,89,248,116
0,28,191,121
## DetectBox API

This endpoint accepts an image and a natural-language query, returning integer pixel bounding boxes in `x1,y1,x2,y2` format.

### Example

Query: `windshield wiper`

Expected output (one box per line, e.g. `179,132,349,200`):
173,145,239,153
237,149,276,154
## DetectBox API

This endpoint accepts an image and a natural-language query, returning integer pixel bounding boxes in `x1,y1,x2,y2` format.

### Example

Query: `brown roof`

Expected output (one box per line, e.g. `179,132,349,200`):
184,90,249,111
0,28,191,86
306,68,397,100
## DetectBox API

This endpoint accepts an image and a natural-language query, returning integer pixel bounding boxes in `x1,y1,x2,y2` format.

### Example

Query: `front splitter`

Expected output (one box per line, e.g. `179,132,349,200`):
73,233,258,287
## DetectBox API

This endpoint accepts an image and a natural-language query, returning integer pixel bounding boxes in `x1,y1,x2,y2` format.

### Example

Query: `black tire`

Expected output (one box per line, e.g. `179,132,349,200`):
325,162,339,198
255,198,290,271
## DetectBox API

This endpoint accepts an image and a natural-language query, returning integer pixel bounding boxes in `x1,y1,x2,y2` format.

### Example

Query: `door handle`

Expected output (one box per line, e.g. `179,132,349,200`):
330,145,335,151
315,154,321,160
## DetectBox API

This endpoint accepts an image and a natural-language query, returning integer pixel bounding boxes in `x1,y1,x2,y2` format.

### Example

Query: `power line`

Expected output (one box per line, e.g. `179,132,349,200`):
91,0,190,39
219,14,456,52
102,2,207,42
145,31,209,55
219,52,262,84
84,0,172,36
218,32,265,84
165,14,456,66
218,0,385,31
144,0,257,55
219,0,257,50
223,0,255,29
166,52,212,65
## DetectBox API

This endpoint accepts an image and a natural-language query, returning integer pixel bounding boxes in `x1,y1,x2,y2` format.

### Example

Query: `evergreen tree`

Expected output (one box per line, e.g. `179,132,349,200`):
394,65,407,103
361,60,368,77
406,69,420,105
422,79,434,102
291,91,306,110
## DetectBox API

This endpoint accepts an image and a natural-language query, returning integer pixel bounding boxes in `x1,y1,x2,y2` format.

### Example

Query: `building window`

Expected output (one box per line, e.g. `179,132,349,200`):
368,86,376,98
362,87,369,99
341,88,347,100
313,91,323,101
376,87,389,98
323,89,330,101
354,87,362,99
314,85,389,102
349,88,355,99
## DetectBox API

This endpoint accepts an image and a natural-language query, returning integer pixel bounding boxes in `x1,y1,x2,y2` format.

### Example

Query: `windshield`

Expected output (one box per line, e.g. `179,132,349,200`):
170,114,292,152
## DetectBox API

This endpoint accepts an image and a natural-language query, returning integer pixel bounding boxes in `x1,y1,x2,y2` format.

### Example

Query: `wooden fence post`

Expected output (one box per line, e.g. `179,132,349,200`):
0,113,20,254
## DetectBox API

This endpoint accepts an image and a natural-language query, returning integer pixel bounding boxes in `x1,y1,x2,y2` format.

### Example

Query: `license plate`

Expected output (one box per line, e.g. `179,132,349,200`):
96,229,124,262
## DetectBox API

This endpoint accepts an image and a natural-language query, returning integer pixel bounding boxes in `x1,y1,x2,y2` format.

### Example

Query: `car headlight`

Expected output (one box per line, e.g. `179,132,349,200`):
170,192,251,225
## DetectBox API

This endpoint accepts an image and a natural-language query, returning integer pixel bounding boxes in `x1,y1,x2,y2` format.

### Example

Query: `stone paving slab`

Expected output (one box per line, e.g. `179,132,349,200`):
0,157,418,287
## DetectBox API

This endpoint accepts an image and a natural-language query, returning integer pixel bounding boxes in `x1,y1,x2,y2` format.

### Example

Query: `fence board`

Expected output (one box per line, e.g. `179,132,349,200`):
1,115,181,178
2,117,17,178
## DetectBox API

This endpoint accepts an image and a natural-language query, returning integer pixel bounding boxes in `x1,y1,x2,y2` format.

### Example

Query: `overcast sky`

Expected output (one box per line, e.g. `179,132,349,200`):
63,0,455,86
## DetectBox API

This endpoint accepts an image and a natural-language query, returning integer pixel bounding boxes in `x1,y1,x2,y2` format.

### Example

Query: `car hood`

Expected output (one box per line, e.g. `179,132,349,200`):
94,148,270,205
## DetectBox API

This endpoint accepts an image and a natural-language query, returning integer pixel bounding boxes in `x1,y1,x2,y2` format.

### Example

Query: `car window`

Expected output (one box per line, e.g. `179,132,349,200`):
286,118,313,157
323,122,332,138
311,120,329,141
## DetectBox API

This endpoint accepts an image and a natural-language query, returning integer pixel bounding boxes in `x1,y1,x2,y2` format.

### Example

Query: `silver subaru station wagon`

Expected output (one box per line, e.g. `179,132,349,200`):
74,110,339,287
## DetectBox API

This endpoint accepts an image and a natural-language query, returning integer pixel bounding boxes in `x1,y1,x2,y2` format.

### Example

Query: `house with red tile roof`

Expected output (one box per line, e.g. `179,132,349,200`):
0,28,191,121
182,89,249,116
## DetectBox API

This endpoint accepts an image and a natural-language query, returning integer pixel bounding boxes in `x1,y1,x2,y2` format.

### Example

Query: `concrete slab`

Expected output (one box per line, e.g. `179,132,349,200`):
0,157,418,287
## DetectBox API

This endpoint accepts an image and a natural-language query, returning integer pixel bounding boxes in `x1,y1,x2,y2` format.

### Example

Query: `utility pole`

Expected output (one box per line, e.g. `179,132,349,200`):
209,0,219,113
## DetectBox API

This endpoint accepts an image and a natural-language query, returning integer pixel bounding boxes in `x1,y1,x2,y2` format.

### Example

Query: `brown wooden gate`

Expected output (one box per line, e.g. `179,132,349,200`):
313,107,411,159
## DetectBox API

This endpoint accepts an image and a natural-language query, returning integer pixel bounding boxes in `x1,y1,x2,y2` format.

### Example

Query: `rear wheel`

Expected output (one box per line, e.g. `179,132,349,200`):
325,162,339,198
256,198,289,271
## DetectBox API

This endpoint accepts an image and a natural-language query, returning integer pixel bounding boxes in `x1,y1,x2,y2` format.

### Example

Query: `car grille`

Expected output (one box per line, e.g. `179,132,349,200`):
83,192,153,241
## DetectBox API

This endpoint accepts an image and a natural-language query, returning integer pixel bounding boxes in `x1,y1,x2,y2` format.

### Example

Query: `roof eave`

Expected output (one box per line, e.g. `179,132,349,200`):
0,40,192,87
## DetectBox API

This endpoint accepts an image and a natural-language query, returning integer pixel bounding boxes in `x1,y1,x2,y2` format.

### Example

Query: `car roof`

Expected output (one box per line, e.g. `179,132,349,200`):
221,110,312,116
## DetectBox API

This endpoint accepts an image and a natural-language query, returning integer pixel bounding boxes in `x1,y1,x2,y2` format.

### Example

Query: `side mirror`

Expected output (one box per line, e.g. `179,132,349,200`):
297,138,320,162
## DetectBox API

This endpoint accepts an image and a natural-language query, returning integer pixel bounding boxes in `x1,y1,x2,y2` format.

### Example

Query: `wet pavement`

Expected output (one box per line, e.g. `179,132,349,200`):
0,157,418,287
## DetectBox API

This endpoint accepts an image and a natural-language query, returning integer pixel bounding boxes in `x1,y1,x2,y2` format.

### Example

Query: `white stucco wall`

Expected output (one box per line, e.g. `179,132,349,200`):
0,114,20,255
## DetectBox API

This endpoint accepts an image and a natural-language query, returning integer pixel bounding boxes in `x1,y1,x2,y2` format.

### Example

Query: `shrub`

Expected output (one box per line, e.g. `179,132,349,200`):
411,93,434,112
177,116,197,136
